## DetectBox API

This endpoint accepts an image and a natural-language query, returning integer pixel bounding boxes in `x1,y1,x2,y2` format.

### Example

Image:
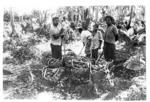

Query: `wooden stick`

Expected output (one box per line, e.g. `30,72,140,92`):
96,51,103,63
78,46,85,56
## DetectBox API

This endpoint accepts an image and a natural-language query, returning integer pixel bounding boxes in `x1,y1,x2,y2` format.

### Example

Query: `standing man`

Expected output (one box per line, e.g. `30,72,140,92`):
103,16,118,62
49,16,64,59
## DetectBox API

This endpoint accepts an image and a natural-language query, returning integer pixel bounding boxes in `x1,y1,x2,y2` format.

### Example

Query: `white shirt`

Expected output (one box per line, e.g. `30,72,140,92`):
91,31,103,49
81,30,92,44
49,24,62,46
127,28,134,37
62,20,70,30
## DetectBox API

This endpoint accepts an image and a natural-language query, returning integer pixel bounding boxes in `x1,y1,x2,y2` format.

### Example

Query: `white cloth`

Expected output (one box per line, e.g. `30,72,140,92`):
127,28,134,37
80,30,92,44
90,31,103,49
138,34,146,42
49,24,62,46
62,20,70,30
89,21,95,31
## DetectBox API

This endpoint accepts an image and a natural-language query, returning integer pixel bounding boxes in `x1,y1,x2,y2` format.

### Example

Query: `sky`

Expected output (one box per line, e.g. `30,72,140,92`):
4,7,59,16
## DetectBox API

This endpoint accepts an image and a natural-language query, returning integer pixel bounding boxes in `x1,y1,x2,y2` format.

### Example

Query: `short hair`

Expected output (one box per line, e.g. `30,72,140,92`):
70,22,75,29
94,23,99,29
63,16,66,20
82,21,88,30
52,17,59,21
78,28,83,33
104,15,115,24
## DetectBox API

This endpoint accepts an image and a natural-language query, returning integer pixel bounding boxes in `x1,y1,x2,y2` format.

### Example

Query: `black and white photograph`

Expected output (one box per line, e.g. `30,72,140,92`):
2,1,147,101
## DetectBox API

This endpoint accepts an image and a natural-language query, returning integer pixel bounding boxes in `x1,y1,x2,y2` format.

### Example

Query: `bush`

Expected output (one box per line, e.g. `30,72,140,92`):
41,51,52,65
3,40,16,52
3,57,17,64
11,46,35,64
126,86,146,100
4,11,10,22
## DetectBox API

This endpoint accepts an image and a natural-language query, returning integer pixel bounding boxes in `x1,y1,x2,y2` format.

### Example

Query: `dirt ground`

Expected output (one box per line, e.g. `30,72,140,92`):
3,23,146,100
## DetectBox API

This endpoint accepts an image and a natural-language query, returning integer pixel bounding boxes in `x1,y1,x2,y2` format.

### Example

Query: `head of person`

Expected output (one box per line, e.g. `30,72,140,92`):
93,23,99,32
78,27,83,33
52,17,59,27
104,15,115,26
82,21,88,30
116,21,123,29
63,17,66,21
70,22,75,30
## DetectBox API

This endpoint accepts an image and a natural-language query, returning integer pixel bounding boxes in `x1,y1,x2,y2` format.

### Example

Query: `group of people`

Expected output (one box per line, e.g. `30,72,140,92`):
81,16,119,63
48,13,146,65
49,15,119,64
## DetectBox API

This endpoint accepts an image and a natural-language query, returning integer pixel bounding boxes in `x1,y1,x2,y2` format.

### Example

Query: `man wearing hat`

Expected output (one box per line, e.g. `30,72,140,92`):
49,15,64,59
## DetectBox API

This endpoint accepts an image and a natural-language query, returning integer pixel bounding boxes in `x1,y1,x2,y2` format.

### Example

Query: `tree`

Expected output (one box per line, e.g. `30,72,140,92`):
10,9,16,36
126,6,134,30
4,10,10,22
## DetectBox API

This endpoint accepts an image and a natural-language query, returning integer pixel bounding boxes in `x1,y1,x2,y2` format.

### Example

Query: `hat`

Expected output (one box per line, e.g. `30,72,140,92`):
104,15,115,24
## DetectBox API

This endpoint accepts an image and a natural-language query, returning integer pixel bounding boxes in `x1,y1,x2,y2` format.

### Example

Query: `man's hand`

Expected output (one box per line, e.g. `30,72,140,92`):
98,48,103,54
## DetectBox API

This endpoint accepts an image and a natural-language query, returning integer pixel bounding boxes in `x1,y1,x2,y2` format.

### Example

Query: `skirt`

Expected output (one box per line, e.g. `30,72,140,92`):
91,48,99,60
51,44,62,59
103,42,115,61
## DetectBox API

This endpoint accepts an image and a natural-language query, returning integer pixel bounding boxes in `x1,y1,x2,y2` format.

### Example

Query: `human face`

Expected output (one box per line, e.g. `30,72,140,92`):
93,25,97,32
82,23,87,30
53,18,59,26
106,18,112,26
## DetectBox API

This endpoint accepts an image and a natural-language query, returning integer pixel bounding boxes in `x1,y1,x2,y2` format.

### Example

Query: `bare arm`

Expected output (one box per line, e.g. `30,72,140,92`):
98,31,104,49
113,26,118,36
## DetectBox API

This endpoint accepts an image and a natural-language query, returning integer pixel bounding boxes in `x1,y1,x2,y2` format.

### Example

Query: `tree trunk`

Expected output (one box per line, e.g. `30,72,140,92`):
96,7,99,22
126,6,133,30
10,9,16,36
